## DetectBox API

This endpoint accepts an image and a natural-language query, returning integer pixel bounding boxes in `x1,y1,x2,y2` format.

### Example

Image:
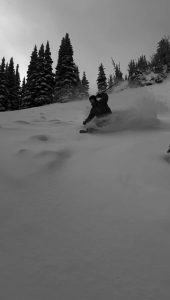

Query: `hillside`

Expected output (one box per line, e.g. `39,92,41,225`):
1,79,170,299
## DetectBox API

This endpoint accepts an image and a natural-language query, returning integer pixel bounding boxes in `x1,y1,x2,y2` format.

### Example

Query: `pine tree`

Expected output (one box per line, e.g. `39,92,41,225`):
20,77,26,108
157,36,170,66
23,42,55,108
54,33,78,102
107,74,114,92
0,57,8,111
23,45,39,108
97,63,107,92
112,60,123,83
81,72,89,98
128,59,137,78
15,64,21,109
6,58,19,110
136,55,148,72
35,42,54,106
44,41,55,102
74,65,82,98
150,37,170,73
33,43,48,106
34,42,55,105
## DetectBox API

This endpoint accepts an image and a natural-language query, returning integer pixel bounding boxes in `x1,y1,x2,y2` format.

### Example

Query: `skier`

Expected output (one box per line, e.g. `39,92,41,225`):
83,93,112,125
96,91,112,114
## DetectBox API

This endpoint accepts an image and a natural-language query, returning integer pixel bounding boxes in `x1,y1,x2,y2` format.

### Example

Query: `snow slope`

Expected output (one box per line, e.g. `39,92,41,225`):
1,81,170,299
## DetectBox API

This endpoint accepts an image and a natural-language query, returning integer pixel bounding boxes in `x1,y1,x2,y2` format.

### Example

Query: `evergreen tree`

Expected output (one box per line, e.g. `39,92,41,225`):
107,74,114,92
128,59,137,78
157,36,170,66
34,42,54,106
33,43,48,106
54,33,78,102
0,57,8,111
20,77,26,108
97,63,107,92
115,63,123,82
6,58,19,110
5,63,8,75
150,37,170,73
150,53,159,70
112,59,123,83
23,42,55,108
44,41,55,102
136,55,148,72
74,65,82,98
23,45,39,108
81,72,89,98
15,64,21,109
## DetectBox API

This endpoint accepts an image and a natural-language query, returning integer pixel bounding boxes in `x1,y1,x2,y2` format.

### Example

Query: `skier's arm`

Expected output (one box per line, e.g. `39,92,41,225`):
83,108,96,125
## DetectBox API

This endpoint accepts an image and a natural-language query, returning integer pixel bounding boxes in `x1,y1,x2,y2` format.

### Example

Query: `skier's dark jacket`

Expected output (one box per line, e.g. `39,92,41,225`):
96,92,109,104
83,93,112,125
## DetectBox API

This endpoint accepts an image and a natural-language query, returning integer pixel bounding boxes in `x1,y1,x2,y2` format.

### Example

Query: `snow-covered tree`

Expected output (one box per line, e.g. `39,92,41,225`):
33,43,48,106
97,63,107,92
22,45,39,108
20,77,26,108
44,41,55,102
128,59,137,78
15,64,21,109
6,58,19,110
136,55,148,72
112,59,123,83
157,36,170,66
22,42,55,108
54,33,79,102
74,65,82,98
107,74,114,92
150,37,170,73
0,57,8,111
81,71,89,98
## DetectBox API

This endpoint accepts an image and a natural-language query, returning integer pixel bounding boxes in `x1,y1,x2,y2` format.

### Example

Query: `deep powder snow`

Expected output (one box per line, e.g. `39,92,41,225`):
1,83,170,299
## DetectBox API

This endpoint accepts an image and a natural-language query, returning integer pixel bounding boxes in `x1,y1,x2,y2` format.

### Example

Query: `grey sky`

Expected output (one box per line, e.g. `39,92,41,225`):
0,0,170,90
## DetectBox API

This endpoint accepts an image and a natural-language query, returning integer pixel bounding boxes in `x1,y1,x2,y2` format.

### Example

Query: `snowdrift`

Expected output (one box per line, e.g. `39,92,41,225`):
1,80,170,300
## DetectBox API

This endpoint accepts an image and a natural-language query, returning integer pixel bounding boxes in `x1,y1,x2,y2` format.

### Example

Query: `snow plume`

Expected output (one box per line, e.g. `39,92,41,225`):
86,87,169,133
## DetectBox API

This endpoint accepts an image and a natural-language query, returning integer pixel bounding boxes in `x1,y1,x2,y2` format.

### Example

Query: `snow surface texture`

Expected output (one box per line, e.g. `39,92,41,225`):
1,81,170,299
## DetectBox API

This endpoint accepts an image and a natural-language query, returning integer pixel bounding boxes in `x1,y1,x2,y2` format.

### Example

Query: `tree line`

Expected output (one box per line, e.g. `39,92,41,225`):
0,34,170,111
128,36,170,79
0,33,90,111
82,36,170,94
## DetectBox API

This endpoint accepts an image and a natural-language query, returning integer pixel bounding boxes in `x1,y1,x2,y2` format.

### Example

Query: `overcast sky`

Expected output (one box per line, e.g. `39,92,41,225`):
0,0,170,91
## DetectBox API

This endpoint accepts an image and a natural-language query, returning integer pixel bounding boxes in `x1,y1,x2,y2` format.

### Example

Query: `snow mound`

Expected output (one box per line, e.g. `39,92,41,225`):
17,147,72,173
29,134,54,142
15,120,32,125
130,67,168,87
35,149,72,171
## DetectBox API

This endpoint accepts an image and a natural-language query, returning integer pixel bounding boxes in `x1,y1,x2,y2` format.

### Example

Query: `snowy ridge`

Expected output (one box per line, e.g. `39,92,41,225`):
1,79,170,299
129,65,169,87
